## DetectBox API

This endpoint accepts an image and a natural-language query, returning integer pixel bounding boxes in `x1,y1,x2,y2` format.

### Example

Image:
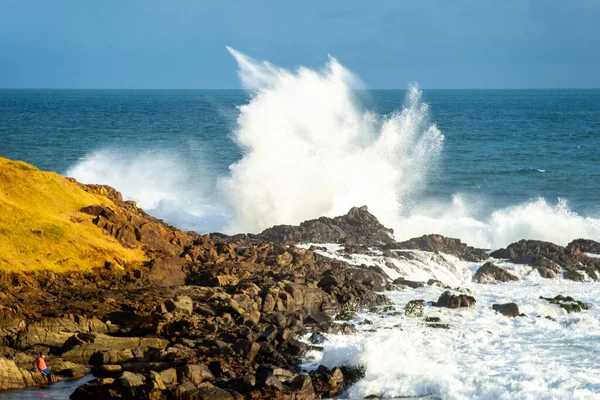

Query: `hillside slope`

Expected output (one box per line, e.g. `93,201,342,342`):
0,157,146,272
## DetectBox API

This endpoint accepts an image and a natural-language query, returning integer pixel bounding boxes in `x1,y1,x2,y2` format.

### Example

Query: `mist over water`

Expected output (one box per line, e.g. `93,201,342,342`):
61,50,600,248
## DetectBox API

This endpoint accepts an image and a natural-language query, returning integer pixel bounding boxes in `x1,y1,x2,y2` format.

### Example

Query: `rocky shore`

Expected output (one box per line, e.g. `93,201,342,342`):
1,159,600,399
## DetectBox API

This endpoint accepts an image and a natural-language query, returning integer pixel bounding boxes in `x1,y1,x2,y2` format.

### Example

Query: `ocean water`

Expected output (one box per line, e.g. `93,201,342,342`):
1,60,599,249
2,51,600,399
299,246,600,400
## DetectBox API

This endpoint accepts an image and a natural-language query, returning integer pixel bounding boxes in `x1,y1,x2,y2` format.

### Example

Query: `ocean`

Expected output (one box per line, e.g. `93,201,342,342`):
2,85,599,249
2,51,600,399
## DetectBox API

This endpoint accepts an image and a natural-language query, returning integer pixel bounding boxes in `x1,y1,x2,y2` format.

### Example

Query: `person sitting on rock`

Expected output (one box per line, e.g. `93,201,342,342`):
33,353,55,384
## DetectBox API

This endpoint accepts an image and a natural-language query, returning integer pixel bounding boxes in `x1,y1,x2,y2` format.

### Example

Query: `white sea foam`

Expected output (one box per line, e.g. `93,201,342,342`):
65,149,230,232
65,48,600,248
300,247,600,399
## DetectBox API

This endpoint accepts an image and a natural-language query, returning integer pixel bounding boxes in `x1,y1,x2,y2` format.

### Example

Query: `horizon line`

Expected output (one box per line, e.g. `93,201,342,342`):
1,87,600,91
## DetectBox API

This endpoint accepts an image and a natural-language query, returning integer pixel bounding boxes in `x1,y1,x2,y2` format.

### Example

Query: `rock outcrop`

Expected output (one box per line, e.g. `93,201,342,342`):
434,291,476,309
390,234,488,262
492,303,520,317
255,206,395,246
472,263,519,284
490,239,600,280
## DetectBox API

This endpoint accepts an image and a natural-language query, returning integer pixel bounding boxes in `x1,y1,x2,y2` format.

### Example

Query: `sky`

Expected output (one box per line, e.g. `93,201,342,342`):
1,0,599,89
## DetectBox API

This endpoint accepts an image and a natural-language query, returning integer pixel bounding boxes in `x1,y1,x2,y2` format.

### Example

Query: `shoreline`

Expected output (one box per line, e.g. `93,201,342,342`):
1,157,599,398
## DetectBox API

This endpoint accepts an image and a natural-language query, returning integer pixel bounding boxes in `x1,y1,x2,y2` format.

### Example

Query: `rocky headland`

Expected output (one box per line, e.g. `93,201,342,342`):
0,156,599,399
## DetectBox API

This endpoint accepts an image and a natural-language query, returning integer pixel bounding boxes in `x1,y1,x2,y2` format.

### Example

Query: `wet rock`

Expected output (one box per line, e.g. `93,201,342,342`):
426,323,450,329
310,365,344,398
490,239,600,275
567,239,600,255
427,279,447,288
256,206,396,246
473,262,519,283
391,234,488,261
434,291,476,309
392,278,424,289
288,374,316,399
536,267,557,279
404,300,425,318
492,303,520,317
541,295,592,314
563,270,585,282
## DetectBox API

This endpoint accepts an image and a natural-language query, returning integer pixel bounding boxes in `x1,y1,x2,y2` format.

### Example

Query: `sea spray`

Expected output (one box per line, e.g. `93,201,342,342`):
65,49,600,248
66,148,229,232
221,48,443,233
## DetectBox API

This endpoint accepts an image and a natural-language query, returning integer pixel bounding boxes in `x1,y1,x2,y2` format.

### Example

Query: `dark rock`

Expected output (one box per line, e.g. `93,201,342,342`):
390,234,488,261
307,332,326,344
492,303,520,317
490,239,600,276
404,300,425,318
540,295,592,314
392,278,424,288
288,374,316,399
115,371,145,387
536,267,557,279
179,364,214,386
234,340,261,362
473,262,519,284
310,366,344,398
161,295,193,315
305,312,332,325
563,270,585,282
426,323,450,329
434,291,476,309
567,239,600,255
256,206,395,246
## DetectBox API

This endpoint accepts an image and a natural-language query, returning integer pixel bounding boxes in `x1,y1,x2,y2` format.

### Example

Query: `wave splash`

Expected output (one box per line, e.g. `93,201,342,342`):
65,48,600,248
221,48,443,234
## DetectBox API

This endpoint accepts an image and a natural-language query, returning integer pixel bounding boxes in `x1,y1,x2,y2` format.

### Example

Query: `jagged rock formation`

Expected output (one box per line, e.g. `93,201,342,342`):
388,234,488,262
490,239,600,281
473,262,519,284
255,206,395,246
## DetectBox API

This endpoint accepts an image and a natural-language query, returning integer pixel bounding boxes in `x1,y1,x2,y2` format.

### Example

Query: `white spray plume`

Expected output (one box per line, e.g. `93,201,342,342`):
65,48,600,249
221,47,443,233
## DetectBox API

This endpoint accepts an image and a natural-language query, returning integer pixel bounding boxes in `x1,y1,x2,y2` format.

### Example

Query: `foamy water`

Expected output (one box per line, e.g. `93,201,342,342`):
301,247,600,399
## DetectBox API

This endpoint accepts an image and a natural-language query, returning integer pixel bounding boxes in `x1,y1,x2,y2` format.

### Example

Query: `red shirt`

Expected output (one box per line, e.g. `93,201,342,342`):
36,357,47,371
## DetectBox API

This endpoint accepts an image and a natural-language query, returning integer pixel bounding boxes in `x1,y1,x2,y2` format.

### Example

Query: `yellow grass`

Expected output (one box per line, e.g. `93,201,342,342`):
0,157,146,273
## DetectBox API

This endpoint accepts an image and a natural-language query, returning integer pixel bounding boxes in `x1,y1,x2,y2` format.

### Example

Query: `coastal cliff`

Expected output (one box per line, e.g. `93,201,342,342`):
1,156,599,399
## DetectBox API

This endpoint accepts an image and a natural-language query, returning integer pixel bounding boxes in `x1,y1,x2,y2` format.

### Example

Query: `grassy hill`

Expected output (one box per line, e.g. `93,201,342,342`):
0,157,146,273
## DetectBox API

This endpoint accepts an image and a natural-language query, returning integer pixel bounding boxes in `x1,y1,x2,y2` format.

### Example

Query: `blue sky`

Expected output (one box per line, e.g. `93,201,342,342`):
1,0,599,89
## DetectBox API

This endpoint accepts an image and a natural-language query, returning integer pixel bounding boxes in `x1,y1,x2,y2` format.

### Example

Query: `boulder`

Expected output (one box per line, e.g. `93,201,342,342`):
472,263,519,284
492,303,520,317
391,234,488,262
434,291,476,309
162,296,194,315
404,300,425,318
392,278,424,288
256,206,396,246
563,270,585,282
567,239,600,255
